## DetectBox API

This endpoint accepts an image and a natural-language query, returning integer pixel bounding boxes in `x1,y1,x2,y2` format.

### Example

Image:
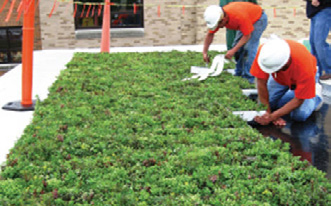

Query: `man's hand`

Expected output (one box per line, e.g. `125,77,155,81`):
254,112,273,125
225,49,236,59
272,117,286,127
254,112,287,127
203,53,210,63
203,32,214,63
312,0,320,7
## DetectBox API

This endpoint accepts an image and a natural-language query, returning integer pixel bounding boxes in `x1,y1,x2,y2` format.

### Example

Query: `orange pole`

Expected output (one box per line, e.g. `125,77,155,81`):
21,0,35,107
100,0,110,53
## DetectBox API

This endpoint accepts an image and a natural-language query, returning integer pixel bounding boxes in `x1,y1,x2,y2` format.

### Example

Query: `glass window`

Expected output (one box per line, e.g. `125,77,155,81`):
0,52,9,63
0,27,22,64
8,28,23,50
0,30,9,49
10,51,22,63
74,0,144,30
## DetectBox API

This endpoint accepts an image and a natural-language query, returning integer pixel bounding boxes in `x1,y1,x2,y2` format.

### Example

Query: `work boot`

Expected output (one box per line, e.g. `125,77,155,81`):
319,74,331,81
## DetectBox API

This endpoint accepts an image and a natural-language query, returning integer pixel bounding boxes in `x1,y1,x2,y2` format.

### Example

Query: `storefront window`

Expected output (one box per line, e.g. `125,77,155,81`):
74,0,144,30
0,27,22,64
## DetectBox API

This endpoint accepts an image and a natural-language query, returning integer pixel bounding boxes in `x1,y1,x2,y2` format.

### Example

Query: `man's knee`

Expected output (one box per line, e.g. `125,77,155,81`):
291,108,312,122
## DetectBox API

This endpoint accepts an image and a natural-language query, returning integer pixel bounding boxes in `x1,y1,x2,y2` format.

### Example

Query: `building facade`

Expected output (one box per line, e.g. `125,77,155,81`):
0,0,325,64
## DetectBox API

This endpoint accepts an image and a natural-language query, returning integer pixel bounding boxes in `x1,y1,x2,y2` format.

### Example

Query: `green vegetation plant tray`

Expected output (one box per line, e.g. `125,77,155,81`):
0,51,329,205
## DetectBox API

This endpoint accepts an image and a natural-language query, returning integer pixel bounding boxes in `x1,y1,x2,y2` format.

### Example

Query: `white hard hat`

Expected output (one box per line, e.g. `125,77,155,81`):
204,5,224,31
258,37,290,74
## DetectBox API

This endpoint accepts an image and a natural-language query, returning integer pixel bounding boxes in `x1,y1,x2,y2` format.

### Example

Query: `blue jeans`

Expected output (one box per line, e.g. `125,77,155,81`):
310,7,331,76
267,76,322,122
233,12,268,83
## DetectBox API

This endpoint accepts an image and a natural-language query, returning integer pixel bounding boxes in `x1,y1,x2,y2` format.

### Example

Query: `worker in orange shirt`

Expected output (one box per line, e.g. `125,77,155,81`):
219,0,258,51
203,2,267,84
251,36,323,126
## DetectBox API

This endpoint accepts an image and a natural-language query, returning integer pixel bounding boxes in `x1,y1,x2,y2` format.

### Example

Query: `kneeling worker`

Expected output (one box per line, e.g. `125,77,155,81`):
251,36,323,126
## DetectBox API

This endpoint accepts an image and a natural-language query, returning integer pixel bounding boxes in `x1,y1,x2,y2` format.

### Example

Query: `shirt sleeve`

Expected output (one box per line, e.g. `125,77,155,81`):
208,27,220,34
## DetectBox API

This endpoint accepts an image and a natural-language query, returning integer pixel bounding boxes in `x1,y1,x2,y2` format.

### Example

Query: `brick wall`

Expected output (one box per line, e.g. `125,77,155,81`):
0,0,42,50
0,0,24,27
260,0,309,40
196,0,311,45
38,0,203,48
3,0,329,49
38,1,77,49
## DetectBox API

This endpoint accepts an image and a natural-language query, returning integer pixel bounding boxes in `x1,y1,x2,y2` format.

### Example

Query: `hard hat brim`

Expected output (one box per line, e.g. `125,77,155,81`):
258,58,287,74
207,22,220,31
258,40,291,74
206,15,221,31
204,5,224,31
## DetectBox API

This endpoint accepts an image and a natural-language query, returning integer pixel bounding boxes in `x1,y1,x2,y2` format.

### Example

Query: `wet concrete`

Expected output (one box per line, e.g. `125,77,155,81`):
249,103,331,179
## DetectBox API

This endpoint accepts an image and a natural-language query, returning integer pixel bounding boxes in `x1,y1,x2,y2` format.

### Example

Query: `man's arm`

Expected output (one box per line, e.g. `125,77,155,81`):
256,78,271,112
225,34,251,59
255,96,304,125
254,78,304,126
203,32,215,63
270,97,304,120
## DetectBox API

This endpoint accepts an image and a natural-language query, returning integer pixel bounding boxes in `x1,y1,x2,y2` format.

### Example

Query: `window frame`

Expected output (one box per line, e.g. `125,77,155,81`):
0,26,22,64
74,0,144,31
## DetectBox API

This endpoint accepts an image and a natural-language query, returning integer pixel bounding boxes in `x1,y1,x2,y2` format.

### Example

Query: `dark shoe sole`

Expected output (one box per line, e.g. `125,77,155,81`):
319,74,331,80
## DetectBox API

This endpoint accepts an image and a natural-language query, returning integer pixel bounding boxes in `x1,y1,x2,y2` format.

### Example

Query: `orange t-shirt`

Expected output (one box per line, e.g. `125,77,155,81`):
250,40,317,99
209,2,262,35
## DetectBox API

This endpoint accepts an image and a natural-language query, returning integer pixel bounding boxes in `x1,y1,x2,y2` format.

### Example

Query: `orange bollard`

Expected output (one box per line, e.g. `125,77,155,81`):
2,0,36,111
21,0,35,107
100,0,110,53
